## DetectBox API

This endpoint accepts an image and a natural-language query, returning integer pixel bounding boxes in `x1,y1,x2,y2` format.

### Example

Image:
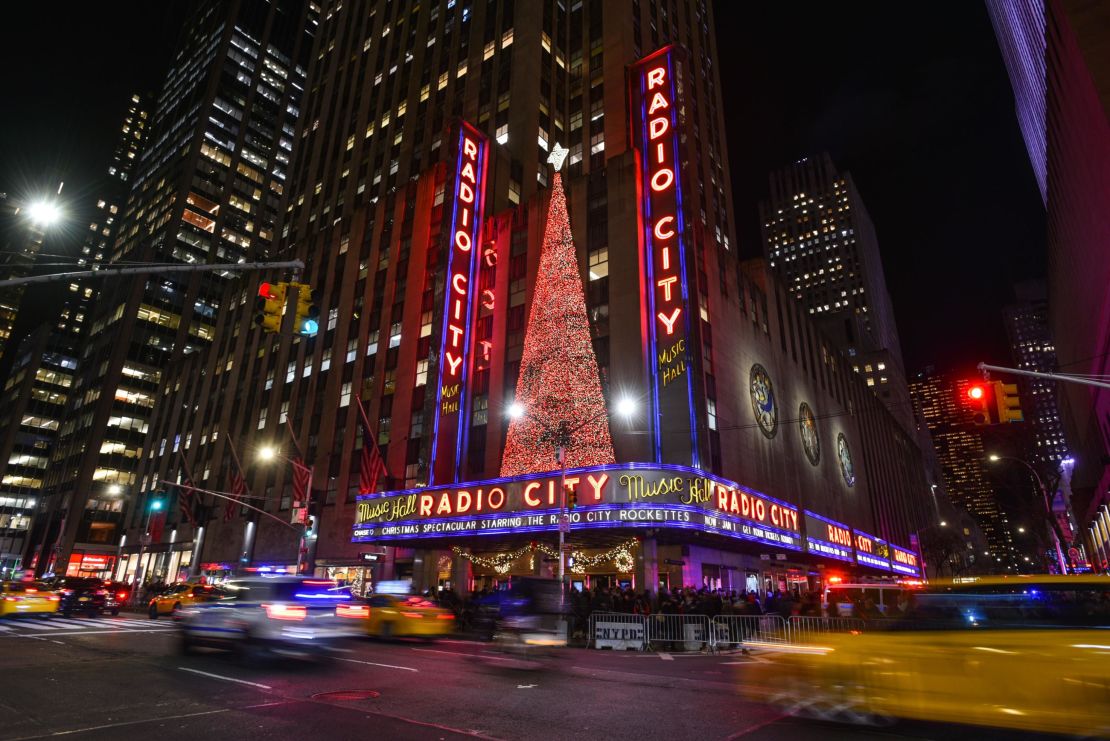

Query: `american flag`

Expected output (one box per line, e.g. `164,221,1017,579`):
292,460,312,505
179,478,197,528
357,398,388,494
360,424,387,494
225,469,247,521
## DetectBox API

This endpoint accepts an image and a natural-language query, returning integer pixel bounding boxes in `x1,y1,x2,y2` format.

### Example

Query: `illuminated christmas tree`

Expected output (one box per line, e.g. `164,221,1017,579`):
500,145,615,476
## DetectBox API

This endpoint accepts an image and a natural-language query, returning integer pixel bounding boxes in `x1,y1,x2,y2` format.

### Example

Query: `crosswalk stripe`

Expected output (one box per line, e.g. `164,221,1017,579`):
18,621,63,630
52,619,102,629
0,624,14,632
111,619,157,628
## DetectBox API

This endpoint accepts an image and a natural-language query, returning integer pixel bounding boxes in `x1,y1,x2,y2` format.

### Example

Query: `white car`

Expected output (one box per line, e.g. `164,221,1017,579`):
177,576,358,661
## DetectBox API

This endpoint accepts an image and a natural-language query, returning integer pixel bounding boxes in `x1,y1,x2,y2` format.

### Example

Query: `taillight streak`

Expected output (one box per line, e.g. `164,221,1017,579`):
263,603,306,621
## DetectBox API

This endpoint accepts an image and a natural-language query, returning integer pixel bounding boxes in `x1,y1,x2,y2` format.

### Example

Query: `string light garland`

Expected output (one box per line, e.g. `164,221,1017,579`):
453,539,639,575
500,170,616,476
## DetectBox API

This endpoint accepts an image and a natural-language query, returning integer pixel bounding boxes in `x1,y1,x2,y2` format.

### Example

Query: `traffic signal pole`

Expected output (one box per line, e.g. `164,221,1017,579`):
0,260,304,289
978,362,1110,392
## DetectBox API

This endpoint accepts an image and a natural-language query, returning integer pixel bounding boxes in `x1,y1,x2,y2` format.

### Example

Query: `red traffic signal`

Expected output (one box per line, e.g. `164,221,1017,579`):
964,382,994,425
967,385,985,401
258,282,278,300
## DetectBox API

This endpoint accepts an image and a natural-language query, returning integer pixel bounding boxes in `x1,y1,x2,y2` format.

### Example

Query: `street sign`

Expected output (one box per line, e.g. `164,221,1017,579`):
291,507,307,525
775,554,788,561
359,552,382,563
759,554,771,561
558,514,570,533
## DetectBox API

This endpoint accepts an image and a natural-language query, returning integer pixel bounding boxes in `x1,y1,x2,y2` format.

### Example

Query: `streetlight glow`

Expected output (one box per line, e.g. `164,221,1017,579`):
508,402,524,420
25,200,61,226
1017,527,1025,533
988,454,1000,462
107,485,122,496
615,397,637,418
258,445,277,461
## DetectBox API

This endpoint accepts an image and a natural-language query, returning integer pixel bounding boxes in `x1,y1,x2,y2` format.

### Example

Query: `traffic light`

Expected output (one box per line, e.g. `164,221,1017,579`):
291,283,320,336
566,484,578,510
993,381,1024,423
966,383,995,426
255,282,287,333
150,494,165,511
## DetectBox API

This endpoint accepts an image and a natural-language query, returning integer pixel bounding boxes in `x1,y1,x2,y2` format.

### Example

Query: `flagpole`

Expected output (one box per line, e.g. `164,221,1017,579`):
356,397,389,491
225,435,255,573
176,451,201,579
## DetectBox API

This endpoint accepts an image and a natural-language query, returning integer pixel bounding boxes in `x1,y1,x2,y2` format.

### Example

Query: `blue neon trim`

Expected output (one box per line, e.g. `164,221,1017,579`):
355,460,800,512
638,63,663,462
293,592,352,600
666,51,700,469
453,129,486,483
352,503,803,550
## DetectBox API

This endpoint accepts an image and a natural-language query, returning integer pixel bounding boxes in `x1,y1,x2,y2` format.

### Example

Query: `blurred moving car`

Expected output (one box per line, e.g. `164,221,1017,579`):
177,576,357,660
103,580,132,611
54,578,109,617
338,594,455,639
824,580,916,617
759,575,1110,737
149,583,224,619
0,582,60,617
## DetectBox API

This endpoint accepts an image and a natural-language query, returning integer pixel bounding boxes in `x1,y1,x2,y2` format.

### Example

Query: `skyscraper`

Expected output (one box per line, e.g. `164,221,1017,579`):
25,0,314,577
987,0,1110,557
910,370,1016,559
1003,280,1068,469
121,0,930,592
759,154,914,434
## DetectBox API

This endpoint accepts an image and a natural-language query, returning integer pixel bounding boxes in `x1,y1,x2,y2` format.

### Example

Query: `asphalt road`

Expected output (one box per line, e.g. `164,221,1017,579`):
0,614,1064,740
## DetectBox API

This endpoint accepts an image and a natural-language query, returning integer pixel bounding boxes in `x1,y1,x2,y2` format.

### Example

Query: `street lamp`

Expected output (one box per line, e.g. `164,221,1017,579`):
24,200,62,227
256,446,314,573
986,453,1068,574
506,395,639,604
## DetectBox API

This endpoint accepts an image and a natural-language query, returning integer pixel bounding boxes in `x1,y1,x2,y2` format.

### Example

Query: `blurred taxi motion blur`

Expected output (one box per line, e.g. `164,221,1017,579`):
339,593,455,639
0,582,60,617
148,583,224,618
754,575,1110,737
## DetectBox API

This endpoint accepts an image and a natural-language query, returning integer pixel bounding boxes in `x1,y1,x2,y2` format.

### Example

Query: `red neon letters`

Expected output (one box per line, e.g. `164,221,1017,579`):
444,135,482,382
643,63,683,337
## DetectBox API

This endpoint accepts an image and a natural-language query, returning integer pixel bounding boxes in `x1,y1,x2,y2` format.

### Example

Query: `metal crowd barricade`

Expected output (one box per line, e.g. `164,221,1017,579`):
709,614,790,651
588,612,648,650
646,613,713,652
787,615,866,643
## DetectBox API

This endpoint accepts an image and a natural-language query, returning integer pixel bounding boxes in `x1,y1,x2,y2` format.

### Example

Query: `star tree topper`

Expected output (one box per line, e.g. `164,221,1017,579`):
547,142,569,172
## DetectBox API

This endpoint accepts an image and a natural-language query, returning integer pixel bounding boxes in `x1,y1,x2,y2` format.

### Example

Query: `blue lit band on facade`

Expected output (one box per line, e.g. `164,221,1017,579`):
889,543,923,577
803,510,855,563
852,528,892,571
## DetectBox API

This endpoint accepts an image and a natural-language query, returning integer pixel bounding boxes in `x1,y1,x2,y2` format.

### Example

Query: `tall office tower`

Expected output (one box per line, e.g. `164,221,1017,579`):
759,154,914,434
910,370,1016,559
26,0,313,577
122,0,929,592
1003,280,1068,469
986,0,1047,204
987,1,1110,558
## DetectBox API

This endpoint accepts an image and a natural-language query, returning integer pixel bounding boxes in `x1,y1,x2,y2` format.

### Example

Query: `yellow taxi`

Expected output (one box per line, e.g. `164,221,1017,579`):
754,575,1110,737
337,594,455,639
0,581,60,617
148,583,224,619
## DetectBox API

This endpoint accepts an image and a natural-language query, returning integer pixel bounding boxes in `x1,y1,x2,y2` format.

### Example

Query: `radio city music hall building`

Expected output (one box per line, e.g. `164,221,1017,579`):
127,0,928,593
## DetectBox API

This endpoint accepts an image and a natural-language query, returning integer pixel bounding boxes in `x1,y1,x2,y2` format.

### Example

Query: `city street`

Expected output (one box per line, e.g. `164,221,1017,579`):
0,615,1056,741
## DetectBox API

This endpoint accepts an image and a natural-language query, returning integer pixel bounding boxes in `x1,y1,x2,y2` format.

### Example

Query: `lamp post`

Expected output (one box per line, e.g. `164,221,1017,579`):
987,454,1068,574
257,446,314,573
507,396,638,604
129,493,165,605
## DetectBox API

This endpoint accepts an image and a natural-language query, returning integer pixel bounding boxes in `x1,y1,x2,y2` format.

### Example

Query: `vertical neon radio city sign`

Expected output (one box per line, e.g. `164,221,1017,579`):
631,46,699,466
430,121,488,485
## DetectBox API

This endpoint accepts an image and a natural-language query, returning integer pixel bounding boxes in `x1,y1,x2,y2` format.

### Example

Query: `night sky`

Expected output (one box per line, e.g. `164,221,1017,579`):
0,2,1045,379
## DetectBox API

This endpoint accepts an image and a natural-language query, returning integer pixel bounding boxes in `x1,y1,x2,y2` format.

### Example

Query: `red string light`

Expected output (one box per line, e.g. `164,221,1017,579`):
500,172,616,476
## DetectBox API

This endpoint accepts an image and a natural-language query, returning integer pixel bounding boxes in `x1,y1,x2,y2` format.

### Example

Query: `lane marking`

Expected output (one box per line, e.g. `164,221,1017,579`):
177,667,273,689
410,647,472,657
337,657,418,672
724,713,788,739
243,701,290,709
658,652,674,661
4,628,175,638
10,708,230,740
